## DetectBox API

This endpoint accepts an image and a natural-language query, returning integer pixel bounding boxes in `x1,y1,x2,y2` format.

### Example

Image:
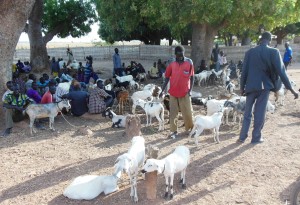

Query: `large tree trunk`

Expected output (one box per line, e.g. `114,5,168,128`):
28,0,49,73
191,23,217,68
0,0,36,118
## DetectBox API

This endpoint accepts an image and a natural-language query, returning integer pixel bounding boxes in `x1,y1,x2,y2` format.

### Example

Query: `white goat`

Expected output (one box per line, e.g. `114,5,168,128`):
189,107,223,145
63,170,122,200
141,145,190,200
129,80,140,91
131,84,160,114
115,136,145,202
136,73,147,82
102,107,127,128
115,74,133,83
194,71,208,86
275,80,296,106
135,99,165,131
25,100,71,135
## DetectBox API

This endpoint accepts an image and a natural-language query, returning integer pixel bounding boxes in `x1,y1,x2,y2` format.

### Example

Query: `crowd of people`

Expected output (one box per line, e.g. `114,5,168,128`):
2,37,298,144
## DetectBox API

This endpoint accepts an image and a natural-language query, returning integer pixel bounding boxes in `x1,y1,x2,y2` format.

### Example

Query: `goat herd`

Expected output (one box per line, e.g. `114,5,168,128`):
32,65,295,202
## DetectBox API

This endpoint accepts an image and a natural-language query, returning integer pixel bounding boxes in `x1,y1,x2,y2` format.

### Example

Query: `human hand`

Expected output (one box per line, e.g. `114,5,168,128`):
240,90,245,96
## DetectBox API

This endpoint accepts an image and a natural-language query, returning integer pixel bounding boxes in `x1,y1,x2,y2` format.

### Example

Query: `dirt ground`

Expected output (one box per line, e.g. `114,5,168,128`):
1,60,300,205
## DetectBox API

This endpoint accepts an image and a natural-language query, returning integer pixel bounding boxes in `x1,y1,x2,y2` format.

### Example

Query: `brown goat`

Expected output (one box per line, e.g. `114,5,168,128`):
117,90,130,114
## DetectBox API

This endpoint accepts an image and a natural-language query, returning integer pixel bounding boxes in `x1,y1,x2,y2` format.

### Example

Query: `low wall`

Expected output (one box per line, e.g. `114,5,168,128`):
14,44,299,65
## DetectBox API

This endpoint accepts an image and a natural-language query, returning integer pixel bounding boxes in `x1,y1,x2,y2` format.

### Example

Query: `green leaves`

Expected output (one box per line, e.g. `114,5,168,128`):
43,0,97,38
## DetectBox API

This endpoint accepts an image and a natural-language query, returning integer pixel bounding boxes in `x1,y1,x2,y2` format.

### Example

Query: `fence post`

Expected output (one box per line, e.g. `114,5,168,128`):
145,145,160,200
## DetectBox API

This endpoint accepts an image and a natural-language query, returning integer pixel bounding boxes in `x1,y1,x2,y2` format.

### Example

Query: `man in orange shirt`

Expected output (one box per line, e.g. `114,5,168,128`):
160,45,194,139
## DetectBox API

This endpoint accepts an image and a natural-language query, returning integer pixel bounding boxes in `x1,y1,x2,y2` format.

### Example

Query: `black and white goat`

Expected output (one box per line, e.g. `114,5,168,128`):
102,107,127,128
135,99,165,131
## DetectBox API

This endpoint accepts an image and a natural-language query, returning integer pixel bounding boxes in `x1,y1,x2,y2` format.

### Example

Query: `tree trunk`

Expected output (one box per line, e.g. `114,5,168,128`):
241,36,251,46
228,33,233,46
191,23,217,68
0,0,36,118
168,38,173,46
28,0,49,73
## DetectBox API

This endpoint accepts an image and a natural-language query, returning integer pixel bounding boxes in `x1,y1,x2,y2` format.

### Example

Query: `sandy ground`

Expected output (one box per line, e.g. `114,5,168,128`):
1,61,300,205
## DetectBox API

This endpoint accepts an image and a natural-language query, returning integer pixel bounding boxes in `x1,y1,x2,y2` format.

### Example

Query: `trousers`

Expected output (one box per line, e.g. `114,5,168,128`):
169,94,193,133
239,90,270,142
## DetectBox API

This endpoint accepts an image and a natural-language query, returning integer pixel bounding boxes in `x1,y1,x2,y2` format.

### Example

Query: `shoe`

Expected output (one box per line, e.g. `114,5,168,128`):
236,139,244,143
168,132,178,139
1,128,12,137
251,138,264,144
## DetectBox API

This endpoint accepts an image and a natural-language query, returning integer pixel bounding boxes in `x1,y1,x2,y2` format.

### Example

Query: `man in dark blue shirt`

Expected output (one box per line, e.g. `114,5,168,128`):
62,82,89,116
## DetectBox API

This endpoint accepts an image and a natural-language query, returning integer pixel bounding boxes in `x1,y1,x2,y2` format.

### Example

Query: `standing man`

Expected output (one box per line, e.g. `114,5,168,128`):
113,48,122,76
283,42,293,70
160,45,194,139
238,32,298,144
66,48,74,66
211,43,220,71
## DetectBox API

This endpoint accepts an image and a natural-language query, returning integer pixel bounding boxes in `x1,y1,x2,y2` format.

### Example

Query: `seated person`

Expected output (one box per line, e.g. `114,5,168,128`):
41,86,56,104
228,60,238,79
25,73,37,91
197,60,208,74
37,77,48,96
88,80,114,114
157,59,166,77
22,61,32,73
61,82,89,117
2,81,14,102
26,81,42,104
2,84,32,136
16,60,24,73
12,72,26,94
148,62,159,79
237,60,243,73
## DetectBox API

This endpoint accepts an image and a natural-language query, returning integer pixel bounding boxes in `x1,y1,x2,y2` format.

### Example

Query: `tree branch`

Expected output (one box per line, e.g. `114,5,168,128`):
23,23,29,33
43,24,65,43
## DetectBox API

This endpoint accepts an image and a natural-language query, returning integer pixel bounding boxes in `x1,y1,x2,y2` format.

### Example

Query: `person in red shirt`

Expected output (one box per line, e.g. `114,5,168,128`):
41,86,56,104
160,45,194,139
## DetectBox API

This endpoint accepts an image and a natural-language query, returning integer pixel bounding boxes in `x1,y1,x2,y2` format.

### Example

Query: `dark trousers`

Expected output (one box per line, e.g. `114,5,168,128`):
239,90,270,142
284,61,290,70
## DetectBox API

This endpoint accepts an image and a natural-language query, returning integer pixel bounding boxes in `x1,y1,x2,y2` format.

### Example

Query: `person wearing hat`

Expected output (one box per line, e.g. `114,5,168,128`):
159,45,194,139
237,31,298,144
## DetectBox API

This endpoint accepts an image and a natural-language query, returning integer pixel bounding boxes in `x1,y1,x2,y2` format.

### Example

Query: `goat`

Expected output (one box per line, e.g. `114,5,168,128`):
63,169,122,200
115,136,145,202
135,99,164,131
275,80,296,106
136,73,147,82
194,71,207,86
116,90,130,114
225,80,236,94
25,100,71,135
141,145,190,200
115,74,133,83
102,107,127,128
189,107,223,145
131,84,159,114
129,80,140,91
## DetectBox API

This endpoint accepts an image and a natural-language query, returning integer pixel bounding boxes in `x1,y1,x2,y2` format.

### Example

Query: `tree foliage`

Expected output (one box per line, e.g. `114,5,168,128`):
42,0,97,42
